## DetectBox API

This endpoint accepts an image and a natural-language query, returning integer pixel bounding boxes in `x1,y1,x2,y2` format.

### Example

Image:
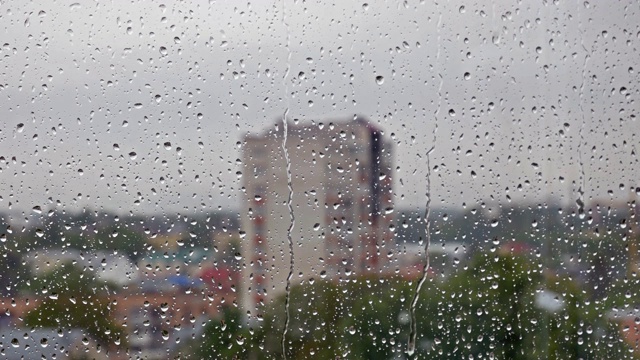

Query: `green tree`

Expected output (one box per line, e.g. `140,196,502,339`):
250,252,638,359
23,262,125,347
183,307,251,359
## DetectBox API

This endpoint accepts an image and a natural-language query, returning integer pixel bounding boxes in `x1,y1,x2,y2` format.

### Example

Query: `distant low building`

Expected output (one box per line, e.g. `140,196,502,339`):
24,249,138,286
498,240,534,256
607,305,640,355
137,247,210,280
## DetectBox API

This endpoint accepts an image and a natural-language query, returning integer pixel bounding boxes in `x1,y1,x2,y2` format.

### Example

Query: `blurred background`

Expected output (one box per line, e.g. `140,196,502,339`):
0,0,638,359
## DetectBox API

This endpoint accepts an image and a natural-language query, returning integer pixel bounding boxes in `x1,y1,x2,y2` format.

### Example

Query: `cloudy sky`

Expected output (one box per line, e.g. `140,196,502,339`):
0,0,638,216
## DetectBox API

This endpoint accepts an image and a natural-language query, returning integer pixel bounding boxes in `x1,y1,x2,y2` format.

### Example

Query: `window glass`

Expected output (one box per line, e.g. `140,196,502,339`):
1,1,638,359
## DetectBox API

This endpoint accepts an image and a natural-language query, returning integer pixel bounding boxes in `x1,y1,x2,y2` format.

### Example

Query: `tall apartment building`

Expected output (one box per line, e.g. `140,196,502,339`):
240,116,393,319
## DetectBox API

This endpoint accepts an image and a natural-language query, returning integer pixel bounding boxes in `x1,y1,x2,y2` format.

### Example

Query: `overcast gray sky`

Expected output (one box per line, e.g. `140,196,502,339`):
0,0,638,216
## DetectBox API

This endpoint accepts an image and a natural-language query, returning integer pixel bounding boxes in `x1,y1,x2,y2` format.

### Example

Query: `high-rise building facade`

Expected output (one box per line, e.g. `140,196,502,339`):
240,116,393,319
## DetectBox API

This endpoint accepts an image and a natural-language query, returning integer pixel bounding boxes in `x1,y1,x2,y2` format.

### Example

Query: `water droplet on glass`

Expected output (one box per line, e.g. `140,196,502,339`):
375,75,384,85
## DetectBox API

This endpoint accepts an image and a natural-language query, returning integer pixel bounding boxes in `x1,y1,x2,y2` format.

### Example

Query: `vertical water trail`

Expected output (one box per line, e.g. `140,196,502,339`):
407,13,442,357
280,0,294,359
576,8,590,219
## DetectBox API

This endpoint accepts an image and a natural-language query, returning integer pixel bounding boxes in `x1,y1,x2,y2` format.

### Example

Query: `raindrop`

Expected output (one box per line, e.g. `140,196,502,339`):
375,75,384,85
236,336,245,345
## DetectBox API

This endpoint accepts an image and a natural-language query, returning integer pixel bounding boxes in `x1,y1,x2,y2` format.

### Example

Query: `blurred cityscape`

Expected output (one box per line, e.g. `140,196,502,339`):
0,118,638,359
